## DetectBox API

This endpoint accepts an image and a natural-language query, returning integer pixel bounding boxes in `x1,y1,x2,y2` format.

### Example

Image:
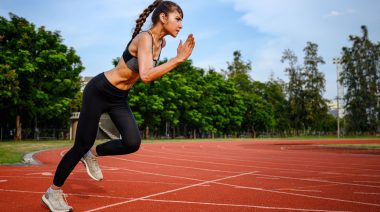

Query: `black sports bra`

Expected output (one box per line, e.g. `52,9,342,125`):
122,31,163,73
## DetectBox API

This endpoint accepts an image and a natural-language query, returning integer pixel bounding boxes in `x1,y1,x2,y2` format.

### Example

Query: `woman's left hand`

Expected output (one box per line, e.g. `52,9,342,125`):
176,34,195,63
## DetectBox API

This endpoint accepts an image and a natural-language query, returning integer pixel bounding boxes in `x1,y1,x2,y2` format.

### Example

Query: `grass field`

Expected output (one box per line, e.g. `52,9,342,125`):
0,136,379,164
0,140,75,164
321,143,380,149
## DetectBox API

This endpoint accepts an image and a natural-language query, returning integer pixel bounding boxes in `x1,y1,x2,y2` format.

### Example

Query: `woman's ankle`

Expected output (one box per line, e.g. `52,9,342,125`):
50,185,61,191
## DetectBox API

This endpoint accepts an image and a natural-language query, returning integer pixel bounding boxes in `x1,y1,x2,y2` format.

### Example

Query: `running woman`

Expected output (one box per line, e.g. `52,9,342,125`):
42,1,195,211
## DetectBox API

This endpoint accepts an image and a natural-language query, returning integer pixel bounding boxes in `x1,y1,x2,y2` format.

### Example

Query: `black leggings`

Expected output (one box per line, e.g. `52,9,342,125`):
53,73,141,187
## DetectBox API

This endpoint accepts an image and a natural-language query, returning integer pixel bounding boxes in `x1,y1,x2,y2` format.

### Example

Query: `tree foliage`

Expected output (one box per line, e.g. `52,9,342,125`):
4,14,369,140
340,25,380,134
0,13,84,139
281,42,330,135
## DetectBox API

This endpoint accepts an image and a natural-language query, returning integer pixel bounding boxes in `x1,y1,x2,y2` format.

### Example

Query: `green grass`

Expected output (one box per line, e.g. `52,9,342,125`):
273,135,380,140
321,143,380,150
0,140,75,164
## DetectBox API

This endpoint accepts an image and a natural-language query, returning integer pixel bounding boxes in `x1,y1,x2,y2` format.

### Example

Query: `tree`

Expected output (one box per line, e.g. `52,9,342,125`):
223,50,252,90
340,26,380,134
202,70,245,137
224,50,274,137
0,13,84,139
281,49,304,135
302,42,328,132
264,79,289,136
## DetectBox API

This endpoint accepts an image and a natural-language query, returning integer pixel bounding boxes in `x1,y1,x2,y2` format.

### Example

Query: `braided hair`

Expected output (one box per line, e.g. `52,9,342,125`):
132,0,183,39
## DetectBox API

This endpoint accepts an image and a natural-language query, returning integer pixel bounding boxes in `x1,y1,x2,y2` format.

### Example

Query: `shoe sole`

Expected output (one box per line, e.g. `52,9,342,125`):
80,158,103,181
42,194,72,212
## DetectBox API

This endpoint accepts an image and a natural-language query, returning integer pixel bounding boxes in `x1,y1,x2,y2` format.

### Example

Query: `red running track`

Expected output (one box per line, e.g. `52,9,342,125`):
0,139,380,211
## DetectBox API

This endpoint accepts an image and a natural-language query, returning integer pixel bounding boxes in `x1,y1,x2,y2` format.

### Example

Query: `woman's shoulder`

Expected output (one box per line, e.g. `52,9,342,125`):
134,31,153,44
162,38,166,47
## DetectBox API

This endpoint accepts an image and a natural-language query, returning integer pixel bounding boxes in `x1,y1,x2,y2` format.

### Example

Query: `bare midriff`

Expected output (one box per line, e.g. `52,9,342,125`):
104,58,140,91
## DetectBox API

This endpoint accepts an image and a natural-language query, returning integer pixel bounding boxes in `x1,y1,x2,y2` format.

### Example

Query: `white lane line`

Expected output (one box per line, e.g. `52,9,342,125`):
141,148,380,176
60,150,67,157
109,155,380,189
1,174,203,187
256,177,280,180
250,173,380,189
354,181,380,184
0,188,134,200
85,172,254,212
133,152,260,170
0,188,348,212
207,143,380,168
216,182,380,207
0,180,8,183
101,166,214,182
281,189,322,193
110,156,241,174
0,188,44,194
25,172,53,176
145,199,350,212
101,166,380,208
354,192,380,195
154,142,380,170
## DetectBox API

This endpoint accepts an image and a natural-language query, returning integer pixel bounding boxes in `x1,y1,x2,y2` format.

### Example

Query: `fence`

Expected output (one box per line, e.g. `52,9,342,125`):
0,128,68,141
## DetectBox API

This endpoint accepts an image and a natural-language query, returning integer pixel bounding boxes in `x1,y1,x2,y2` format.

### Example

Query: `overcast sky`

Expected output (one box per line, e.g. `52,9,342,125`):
1,0,380,100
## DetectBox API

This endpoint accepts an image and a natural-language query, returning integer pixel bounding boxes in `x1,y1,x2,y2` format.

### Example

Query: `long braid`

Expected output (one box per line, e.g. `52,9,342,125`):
132,0,163,39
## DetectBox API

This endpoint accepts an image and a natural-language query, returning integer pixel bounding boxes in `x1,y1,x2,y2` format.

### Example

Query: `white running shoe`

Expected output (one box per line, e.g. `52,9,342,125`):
81,153,103,181
42,189,72,212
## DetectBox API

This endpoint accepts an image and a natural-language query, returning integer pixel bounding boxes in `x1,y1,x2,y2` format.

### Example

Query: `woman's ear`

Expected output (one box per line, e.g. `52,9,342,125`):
160,13,168,24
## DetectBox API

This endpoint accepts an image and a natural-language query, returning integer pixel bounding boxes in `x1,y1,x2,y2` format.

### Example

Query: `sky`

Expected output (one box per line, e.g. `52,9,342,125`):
1,0,380,100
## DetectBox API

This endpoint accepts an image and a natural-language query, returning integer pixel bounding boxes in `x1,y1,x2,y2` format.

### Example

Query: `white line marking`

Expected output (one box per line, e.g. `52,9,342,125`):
0,180,8,183
354,181,380,184
256,176,280,180
282,189,322,193
110,156,241,174
145,198,350,212
112,153,380,190
25,172,53,176
85,172,254,212
0,188,43,194
60,150,67,157
0,188,132,200
216,180,380,207
134,152,261,169
176,142,380,170
250,173,380,189
0,188,349,212
101,166,380,208
355,192,380,195
142,147,380,176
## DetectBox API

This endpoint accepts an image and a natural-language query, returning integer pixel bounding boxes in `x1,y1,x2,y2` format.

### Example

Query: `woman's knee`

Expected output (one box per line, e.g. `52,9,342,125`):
121,136,141,153
72,142,93,155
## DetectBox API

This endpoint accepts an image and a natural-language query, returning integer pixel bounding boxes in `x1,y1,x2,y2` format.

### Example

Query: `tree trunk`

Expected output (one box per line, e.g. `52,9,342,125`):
193,129,196,139
171,127,176,139
251,127,256,138
145,125,149,139
15,114,22,140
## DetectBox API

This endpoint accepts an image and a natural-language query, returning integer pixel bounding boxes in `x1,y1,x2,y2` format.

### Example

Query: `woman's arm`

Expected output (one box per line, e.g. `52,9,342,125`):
138,33,195,83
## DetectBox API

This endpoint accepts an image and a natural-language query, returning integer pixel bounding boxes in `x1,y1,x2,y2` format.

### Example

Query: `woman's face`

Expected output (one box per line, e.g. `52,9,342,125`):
162,10,183,37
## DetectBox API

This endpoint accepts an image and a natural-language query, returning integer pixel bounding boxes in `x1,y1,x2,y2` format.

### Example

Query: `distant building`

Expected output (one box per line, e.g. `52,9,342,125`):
327,100,345,118
81,76,93,92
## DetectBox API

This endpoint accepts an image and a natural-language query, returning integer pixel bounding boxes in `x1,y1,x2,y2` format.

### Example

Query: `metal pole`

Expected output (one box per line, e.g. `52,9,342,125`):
333,57,341,138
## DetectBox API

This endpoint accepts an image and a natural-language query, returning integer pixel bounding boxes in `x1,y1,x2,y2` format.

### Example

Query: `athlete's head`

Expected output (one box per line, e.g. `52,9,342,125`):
132,0,183,38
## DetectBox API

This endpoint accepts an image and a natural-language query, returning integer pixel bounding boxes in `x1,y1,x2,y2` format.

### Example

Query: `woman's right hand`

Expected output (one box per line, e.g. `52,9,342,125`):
176,34,195,63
